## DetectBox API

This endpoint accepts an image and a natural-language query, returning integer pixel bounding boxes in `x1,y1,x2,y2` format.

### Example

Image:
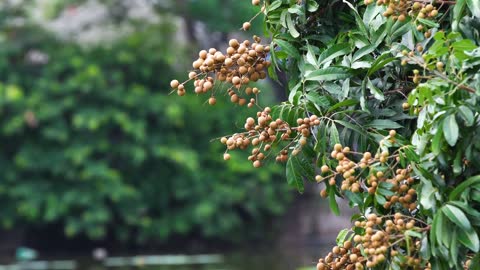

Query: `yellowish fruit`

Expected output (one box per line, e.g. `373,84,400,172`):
170,80,179,88
208,97,217,105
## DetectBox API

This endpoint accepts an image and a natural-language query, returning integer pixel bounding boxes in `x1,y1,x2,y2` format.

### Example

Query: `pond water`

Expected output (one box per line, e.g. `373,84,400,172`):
1,244,333,270
1,193,351,270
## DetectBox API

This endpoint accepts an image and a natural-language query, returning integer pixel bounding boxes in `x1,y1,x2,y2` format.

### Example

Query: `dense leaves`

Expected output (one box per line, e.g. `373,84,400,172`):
177,0,480,268
0,14,291,242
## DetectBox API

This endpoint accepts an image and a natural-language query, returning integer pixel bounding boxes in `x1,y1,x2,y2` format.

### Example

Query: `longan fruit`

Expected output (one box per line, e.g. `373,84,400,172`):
436,61,444,70
242,22,251,31
208,97,217,105
255,44,264,53
170,80,179,88
252,0,260,5
334,143,343,152
223,153,231,160
229,39,239,48
253,160,262,168
199,50,208,59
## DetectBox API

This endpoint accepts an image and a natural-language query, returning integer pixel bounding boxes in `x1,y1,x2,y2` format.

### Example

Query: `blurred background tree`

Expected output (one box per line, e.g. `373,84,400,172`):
0,0,291,247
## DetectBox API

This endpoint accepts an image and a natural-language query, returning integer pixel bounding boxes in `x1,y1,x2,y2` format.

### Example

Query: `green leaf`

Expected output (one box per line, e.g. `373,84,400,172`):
431,126,443,155
344,190,363,206
314,121,327,153
457,227,480,252
452,0,466,31
307,0,319,12
318,43,351,66
329,123,340,146
342,78,350,98
450,229,459,265
467,0,480,17
367,53,396,76
366,78,385,101
306,91,331,109
375,194,387,205
449,175,480,201
365,119,402,130
363,3,384,25
305,67,351,81
405,230,422,239
470,253,480,270
442,204,471,231
335,120,369,137
274,39,300,60
328,186,340,215
353,44,376,62
389,19,411,41
336,229,350,246
420,235,430,260
443,114,459,146
342,0,369,38
305,44,319,68
327,99,359,113
376,187,394,197
452,39,477,53
267,0,282,13
459,105,474,126
286,156,304,193
286,13,300,38
417,18,439,28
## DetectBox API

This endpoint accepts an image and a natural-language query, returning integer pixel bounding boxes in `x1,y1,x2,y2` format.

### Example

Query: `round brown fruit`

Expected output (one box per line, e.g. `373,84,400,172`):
208,97,217,105
170,80,179,88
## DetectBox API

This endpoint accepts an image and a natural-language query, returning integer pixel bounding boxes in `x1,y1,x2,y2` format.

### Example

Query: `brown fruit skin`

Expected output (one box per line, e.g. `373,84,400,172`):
223,153,231,160
208,97,217,105
252,0,260,5
242,22,251,31
170,80,179,88
253,160,262,168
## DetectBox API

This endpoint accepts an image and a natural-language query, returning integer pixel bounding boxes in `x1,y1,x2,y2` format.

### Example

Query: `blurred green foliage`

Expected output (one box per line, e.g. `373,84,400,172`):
0,12,291,242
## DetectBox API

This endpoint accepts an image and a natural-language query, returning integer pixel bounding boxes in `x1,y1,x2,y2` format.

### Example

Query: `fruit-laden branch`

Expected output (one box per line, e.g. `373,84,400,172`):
412,0,456,4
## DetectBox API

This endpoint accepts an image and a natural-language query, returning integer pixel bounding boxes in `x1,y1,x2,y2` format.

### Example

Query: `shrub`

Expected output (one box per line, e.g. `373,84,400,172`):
0,20,291,243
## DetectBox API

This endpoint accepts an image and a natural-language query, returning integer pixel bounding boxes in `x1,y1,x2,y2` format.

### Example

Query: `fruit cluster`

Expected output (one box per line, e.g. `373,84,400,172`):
365,0,440,37
170,36,271,106
316,240,363,270
221,108,321,167
317,132,419,211
317,213,428,270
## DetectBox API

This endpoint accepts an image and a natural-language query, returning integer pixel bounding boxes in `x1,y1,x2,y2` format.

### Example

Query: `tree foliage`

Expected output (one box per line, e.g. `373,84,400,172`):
172,0,480,268
0,8,291,243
